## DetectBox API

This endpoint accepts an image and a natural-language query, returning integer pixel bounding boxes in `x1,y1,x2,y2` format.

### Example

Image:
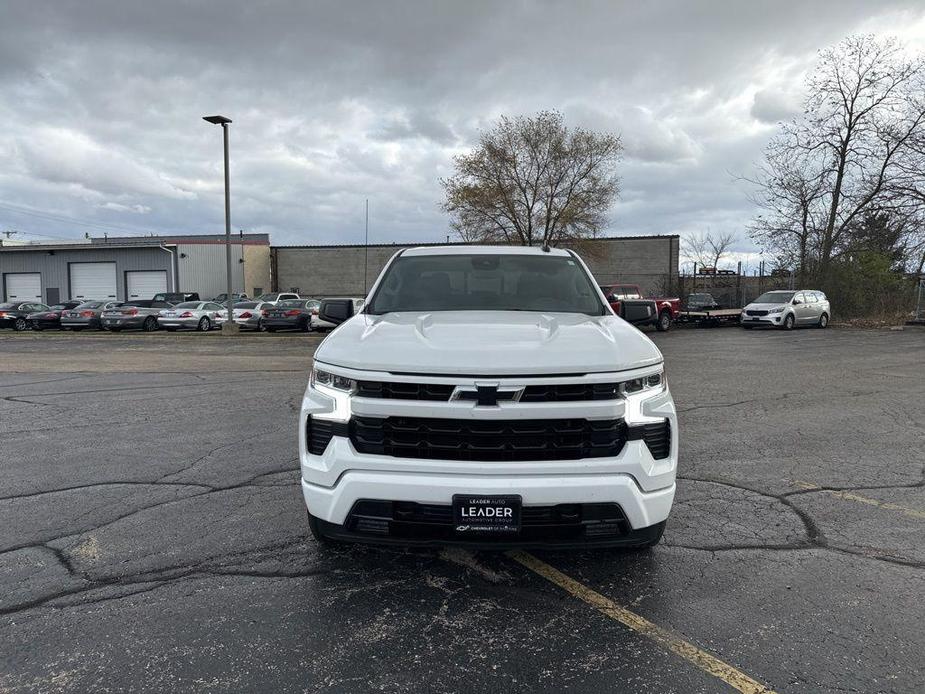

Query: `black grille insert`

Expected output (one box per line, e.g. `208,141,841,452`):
354,381,623,402
305,417,349,456
347,500,629,541
350,416,628,461
627,419,671,459
356,381,454,401
745,310,768,316
521,382,621,402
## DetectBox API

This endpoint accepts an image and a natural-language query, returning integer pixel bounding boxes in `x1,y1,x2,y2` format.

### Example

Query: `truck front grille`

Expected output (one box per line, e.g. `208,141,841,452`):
350,416,628,461
353,380,625,403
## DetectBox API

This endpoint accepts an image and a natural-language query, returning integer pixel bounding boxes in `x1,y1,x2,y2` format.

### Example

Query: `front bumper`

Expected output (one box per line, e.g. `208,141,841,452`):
158,318,201,329
740,313,783,326
299,365,678,545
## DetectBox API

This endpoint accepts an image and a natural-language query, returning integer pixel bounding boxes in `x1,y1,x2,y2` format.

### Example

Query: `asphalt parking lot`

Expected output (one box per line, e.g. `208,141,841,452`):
1,327,923,693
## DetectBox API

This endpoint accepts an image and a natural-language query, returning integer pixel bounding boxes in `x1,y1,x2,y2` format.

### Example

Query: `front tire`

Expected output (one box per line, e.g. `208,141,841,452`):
655,310,672,332
626,520,666,549
307,511,337,545
818,313,829,329
197,317,211,332
782,314,795,330
142,316,158,332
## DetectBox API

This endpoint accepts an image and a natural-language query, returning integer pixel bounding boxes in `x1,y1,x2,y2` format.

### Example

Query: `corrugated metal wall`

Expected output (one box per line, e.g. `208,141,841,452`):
0,246,175,303
176,243,245,299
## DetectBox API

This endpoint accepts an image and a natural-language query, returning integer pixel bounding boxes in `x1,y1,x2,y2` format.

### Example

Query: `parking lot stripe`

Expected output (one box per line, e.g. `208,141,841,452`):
794,481,925,520
508,551,777,694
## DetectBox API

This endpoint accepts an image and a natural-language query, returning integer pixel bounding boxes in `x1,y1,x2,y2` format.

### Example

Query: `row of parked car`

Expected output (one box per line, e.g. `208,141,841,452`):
0,293,366,333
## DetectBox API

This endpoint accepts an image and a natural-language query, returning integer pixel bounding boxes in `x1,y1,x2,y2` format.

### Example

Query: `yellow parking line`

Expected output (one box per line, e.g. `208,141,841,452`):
508,551,776,694
794,481,925,520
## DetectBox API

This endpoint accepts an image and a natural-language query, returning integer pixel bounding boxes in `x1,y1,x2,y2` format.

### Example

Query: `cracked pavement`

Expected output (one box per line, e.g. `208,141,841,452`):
0,328,923,693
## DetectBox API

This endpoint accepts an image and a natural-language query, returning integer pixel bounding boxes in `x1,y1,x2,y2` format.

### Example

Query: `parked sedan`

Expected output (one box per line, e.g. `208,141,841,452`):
101,300,175,332
60,301,124,331
27,301,85,330
262,299,319,332
0,302,50,331
215,301,273,331
157,301,224,331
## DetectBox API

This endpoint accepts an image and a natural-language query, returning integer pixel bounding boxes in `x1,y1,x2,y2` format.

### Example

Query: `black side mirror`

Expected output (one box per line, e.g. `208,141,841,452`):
319,299,354,326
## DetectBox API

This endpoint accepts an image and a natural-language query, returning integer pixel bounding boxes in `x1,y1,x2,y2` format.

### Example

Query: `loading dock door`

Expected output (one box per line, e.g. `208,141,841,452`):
5,273,42,302
70,263,117,300
126,270,168,300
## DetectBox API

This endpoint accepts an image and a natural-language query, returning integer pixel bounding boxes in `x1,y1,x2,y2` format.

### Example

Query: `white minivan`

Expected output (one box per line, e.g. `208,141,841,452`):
741,290,831,330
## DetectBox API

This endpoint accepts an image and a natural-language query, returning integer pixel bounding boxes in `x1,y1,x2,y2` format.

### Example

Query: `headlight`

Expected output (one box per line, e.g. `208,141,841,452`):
622,370,665,395
768,306,785,314
311,367,357,394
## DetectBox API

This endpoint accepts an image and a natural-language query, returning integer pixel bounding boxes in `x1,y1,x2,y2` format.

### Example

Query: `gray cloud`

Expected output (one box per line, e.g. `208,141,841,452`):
1,0,924,256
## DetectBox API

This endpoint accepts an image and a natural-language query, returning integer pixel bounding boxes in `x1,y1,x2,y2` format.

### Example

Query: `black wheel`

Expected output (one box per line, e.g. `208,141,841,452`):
782,314,795,330
197,317,211,332
655,310,672,332
626,520,666,550
307,511,337,545
13,317,28,331
301,318,312,332
142,316,158,332
818,313,829,329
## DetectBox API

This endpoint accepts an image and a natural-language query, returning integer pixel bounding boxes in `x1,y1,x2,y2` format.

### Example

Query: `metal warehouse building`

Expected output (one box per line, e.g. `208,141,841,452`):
0,234,271,304
271,235,680,297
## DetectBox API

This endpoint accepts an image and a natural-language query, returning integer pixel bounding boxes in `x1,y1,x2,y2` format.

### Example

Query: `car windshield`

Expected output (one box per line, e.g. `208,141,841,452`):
174,302,201,309
367,253,606,315
754,291,795,304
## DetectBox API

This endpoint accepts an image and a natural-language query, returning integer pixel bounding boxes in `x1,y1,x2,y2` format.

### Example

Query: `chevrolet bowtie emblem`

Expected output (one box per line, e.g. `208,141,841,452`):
451,384,524,406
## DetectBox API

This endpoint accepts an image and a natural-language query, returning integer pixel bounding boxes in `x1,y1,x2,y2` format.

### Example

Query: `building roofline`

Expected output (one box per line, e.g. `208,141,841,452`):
0,242,177,252
272,234,679,250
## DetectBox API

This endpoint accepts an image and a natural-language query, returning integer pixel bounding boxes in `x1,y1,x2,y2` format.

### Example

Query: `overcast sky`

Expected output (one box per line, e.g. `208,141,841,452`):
2,1,925,266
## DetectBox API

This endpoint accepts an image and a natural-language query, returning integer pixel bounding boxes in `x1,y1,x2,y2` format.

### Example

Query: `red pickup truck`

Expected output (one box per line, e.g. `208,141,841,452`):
599,284,681,332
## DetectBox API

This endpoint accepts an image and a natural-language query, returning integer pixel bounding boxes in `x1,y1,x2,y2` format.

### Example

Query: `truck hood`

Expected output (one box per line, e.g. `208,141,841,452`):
314,311,663,375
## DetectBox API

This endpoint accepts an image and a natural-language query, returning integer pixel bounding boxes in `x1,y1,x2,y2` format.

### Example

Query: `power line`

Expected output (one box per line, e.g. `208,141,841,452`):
0,201,157,237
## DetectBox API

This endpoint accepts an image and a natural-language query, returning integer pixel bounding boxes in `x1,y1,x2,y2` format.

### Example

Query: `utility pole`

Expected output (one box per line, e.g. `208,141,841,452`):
203,114,236,333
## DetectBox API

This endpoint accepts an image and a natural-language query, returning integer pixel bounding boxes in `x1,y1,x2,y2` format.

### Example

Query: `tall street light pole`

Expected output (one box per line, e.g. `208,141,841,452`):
203,114,236,334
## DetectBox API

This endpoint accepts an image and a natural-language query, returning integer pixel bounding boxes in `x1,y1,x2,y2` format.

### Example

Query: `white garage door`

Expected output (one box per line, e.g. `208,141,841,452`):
5,273,42,302
126,270,168,300
70,262,117,300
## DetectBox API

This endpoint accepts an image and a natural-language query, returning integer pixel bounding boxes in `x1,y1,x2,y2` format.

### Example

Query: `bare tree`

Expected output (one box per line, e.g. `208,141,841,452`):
682,230,737,270
441,111,622,246
748,35,925,280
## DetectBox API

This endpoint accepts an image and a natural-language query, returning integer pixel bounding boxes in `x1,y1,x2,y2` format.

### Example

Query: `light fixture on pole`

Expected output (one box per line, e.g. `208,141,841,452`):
202,114,237,334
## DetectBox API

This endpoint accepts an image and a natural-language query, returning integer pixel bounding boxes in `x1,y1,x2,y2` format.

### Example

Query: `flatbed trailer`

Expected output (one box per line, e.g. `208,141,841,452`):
678,308,742,327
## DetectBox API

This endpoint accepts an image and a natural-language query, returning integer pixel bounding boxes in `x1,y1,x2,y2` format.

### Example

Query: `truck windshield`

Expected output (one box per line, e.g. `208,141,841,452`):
367,254,606,315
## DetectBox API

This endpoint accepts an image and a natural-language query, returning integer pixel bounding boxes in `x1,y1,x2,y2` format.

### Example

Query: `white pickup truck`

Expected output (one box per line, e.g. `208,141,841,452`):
299,246,677,548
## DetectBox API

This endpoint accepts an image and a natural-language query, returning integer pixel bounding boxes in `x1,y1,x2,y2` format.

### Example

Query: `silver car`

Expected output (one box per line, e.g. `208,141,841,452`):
215,301,273,331
741,290,830,330
60,300,123,331
157,301,224,332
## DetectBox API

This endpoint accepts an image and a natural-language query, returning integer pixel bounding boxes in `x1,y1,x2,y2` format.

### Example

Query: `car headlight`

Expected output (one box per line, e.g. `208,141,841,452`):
311,367,357,394
768,306,785,314
622,370,665,395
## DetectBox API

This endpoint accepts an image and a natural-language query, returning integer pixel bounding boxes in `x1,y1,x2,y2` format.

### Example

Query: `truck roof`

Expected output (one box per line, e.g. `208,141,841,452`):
402,245,571,257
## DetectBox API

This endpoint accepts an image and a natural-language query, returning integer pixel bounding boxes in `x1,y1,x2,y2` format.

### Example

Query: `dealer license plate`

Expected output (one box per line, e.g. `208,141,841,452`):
453,495,521,535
